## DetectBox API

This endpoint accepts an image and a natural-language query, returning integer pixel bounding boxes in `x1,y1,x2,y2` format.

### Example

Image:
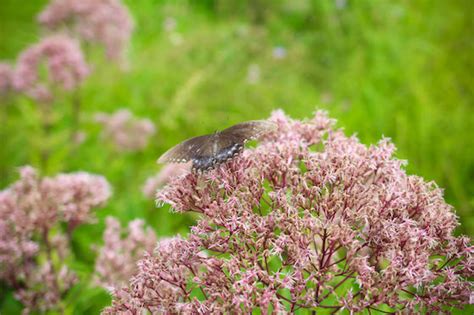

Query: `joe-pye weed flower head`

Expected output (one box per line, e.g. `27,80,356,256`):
95,109,156,152
0,166,111,313
94,216,157,291
38,0,134,62
142,163,191,198
105,110,472,314
13,34,89,102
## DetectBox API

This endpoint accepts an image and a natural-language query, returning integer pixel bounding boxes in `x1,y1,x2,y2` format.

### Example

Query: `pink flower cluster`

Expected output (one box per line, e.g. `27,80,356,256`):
105,110,472,314
13,35,89,102
42,171,113,229
38,0,134,61
0,166,111,313
142,163,190,198
0,62,14,95
95,109,156,152
94,216,157,291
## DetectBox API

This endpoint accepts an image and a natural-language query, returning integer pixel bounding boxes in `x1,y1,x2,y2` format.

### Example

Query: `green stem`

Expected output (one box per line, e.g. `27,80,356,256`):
39,101,52,173
70,90,81,146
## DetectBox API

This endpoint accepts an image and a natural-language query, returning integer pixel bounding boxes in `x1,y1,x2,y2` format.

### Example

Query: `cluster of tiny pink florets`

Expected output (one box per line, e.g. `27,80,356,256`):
105,110,472,314
142,163,190,198
95,109,156,152
38,0,134,61
13,35,89,102
94,216,157,291
0,166,111,313
4,0,135,102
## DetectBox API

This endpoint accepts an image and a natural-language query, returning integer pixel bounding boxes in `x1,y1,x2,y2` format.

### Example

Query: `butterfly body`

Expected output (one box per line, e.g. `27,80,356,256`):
158,120,274,172
192,142,244,171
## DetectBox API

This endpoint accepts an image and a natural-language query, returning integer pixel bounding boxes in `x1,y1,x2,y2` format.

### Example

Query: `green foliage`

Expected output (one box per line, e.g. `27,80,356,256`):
0,0,472,313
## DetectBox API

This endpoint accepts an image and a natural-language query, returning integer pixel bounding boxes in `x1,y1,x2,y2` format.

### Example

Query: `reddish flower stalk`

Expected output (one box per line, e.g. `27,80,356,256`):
105,110,472,314
0,166,111,313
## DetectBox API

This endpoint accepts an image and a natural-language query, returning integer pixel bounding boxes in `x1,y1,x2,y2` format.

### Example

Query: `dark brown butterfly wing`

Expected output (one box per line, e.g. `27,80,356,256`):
157,134,214,163
158,120,275,171
218,120,276,147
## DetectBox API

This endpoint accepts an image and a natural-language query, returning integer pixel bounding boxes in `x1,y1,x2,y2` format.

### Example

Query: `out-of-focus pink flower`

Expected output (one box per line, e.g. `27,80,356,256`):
163,17,177,32
42,171,111,229
72,130,87,144
95,109,156,152
38,0,134,61
105,110,472,314
94,217,157,291
246,63,260,84
0,62,14,95
142,163,190,198
14,262,77,314
335,0,348,10
0,166,111,313
13,35,89,102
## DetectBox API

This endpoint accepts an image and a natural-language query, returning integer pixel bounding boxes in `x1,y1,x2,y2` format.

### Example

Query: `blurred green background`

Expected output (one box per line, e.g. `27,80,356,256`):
0,0,473,313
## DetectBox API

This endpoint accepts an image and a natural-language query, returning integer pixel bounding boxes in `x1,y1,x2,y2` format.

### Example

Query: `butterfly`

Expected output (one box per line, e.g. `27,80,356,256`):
158,120,276,172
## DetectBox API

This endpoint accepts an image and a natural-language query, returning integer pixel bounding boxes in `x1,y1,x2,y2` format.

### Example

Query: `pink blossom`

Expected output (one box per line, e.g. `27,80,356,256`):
13,35,89,102
14,262,77,314
42,171,111,229
94,217,157,291
0,62,14,94
95,109,156,151
0,166,111,313
104,237,211,314
142,163,190,198
163,17,177,32
105,110,472,314
38,0,134,61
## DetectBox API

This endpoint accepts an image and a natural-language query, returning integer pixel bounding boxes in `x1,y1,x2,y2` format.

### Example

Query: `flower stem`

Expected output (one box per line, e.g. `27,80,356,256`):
39,102,52,173
69,90,81,154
